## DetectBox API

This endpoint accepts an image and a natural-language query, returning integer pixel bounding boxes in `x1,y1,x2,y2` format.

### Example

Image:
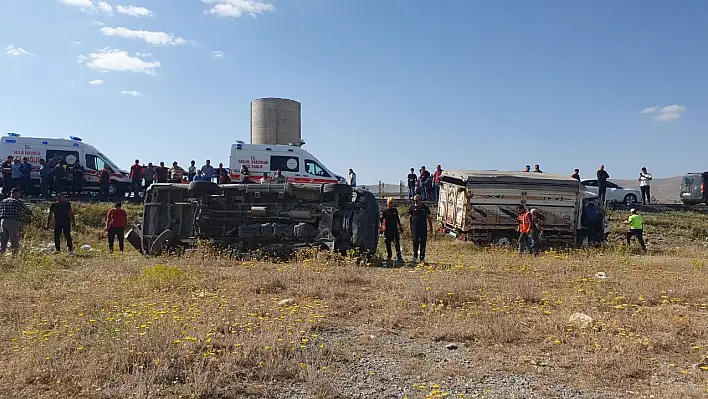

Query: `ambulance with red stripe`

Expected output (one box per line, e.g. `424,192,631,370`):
229,141,343,184
0,134,131,197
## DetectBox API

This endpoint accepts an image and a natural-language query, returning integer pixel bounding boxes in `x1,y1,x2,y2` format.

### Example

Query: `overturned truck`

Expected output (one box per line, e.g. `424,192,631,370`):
127,182,380,256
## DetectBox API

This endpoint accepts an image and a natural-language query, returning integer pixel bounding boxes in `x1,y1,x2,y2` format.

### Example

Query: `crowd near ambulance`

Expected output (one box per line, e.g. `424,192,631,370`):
0,133,660,258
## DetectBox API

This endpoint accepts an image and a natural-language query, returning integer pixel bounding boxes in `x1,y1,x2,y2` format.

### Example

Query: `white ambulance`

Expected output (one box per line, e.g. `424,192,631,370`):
229,141,343,184
0,134,131,196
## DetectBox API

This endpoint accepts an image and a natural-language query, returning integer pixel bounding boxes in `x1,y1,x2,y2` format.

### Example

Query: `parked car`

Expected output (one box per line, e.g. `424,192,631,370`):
581,179,640,205
680,172,708,205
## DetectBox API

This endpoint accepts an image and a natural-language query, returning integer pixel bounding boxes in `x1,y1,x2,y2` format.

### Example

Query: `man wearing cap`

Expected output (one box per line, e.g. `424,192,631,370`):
626,209,646,251
409,194,433,264
380,197,403,264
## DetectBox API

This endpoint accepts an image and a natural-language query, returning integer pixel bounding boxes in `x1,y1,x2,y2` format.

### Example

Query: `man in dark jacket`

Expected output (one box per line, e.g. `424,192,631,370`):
419,166,432,201
1,156,13,197
409,194,433,264
39,159,52,198
98,165,111,201
53,162,66,195
72,161,84,196
407,168,417,200
597,165,610,203
380,197,403,264
155,162,169,184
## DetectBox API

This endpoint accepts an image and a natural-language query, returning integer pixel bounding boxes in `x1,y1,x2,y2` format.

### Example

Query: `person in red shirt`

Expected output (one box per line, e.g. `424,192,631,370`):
106,202,128,253
433,165,443,201
129,159,143,201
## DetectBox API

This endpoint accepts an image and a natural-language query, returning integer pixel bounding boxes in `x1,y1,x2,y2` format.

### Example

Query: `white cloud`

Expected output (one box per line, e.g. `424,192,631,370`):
212,50,224,58
72,41,82,45
89,20,105,26
97,1,113,15
6,45,35,57
117,5,154,17
100,27,188,46
78,48,160,75
60,0,93,8
121,90,141,98
60,0,113,14
136,52,153,57
88,79,104,85
640,104,686,122
202,0,275,18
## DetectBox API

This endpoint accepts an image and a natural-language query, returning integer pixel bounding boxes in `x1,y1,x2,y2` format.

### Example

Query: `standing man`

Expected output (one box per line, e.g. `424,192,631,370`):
47,193,75,255
529,208,542,256
409,194,433,264
433,165,443,202
407,168,417,200
0,188,28,256
19,157,32,195
571,169,580,181
639,167,653,205
39,159,52,199
1,156,13,196
130,160,143,200
188,160,197,181
626,209,647,252
53,161,66,196
348,169,357,187
533,165,543,173
143,163,155,192
106,202,128,253
72,161,84,197
216,163,226,181
155,162,169,184
98,164,111,202
597,165,610,203
380,197,403,264
274,170,287,184
201,160,215,183
11,159,21,193
169,162,186,183
419,166,432,201
517,205,533,254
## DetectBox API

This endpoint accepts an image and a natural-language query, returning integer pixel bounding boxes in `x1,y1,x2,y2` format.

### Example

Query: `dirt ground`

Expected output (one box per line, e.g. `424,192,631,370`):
0,204,707,398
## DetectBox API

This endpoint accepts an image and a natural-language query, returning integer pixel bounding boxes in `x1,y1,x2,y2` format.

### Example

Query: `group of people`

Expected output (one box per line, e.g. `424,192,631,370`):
1,156,87,199
528,164,654,206
128,159,230,198
379,195,433,264
406,165,443,201
0,186,129,257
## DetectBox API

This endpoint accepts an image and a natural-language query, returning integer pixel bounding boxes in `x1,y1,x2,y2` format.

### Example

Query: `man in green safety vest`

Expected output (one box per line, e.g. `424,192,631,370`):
626,209,646,252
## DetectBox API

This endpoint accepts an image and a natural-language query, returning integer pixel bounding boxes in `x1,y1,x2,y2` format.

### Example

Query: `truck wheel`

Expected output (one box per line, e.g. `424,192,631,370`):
188,181,221,198
150,229,175,256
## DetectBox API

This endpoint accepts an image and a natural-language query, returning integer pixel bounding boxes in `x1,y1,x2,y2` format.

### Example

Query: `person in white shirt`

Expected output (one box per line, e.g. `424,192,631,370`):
348,169,357,187
639,167,653,205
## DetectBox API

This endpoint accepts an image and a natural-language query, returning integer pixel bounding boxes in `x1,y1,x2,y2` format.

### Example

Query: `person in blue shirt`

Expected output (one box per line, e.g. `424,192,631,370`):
11,159,21,193
19,157,32,196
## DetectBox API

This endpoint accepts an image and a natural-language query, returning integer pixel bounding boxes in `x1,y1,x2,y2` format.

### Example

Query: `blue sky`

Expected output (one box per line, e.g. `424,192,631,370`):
1,0,707,184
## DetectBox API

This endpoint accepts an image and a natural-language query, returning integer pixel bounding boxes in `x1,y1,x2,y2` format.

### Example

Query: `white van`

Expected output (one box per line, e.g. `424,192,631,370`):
0,134,131,196
229,142,343,184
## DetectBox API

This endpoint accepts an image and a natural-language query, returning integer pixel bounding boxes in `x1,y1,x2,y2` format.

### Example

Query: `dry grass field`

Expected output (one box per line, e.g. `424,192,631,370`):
1,203,708,398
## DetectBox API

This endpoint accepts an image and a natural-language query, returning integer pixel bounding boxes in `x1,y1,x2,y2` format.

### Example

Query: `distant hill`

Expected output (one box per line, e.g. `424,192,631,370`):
366,176,685,204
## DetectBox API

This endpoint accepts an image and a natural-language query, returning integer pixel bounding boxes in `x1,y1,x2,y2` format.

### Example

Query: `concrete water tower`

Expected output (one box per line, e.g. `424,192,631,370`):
250,98,302,146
